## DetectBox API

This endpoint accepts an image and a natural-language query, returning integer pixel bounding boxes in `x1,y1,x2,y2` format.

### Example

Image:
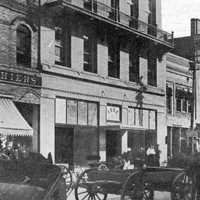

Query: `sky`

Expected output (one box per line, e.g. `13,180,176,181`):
162,0,200,37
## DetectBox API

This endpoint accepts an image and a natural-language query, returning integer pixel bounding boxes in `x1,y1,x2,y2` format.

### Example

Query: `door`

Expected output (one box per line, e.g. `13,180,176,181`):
55,127,74,166
106,130,121,161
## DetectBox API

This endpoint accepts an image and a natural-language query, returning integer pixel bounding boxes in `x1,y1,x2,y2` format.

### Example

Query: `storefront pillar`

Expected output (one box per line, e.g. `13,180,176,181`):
121,130,128,154
40,96,55,161
99,129,106,161
157,111,167,165
32,104,39,152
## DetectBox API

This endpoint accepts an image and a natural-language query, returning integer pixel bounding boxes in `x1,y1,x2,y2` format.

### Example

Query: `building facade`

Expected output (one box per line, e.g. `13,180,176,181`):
166,53,194,159
0,0,41,153
40,0,173,167
0,0,173,167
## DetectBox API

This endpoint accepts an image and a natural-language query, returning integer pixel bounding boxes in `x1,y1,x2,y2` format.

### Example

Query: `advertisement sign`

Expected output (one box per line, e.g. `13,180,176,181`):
107,105,121,122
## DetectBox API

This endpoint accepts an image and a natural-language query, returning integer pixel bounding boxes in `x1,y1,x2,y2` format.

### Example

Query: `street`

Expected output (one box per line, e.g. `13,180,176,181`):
66,189,171,200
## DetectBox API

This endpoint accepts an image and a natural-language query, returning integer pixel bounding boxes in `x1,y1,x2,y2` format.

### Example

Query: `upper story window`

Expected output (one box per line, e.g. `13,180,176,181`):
175,87,192,113
109,0,119,21
55,26,71,67
148,0,156,36
108,37,120,79
147,51,157,87
16,24,31,67
129,48,139,82
166,85,173,114
130,0,138,28
83,33,97,73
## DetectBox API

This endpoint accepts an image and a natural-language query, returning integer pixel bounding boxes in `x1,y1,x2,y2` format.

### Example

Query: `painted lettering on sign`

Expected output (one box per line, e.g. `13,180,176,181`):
107,105,121,122
0,70,41,86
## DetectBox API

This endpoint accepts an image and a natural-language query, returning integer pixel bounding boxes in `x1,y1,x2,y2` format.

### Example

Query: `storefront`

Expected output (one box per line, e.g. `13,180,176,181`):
99,104,157,164
0,69,41,155
55,97,99,168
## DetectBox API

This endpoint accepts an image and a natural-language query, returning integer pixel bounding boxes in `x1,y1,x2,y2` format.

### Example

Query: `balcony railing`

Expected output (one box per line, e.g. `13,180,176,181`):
47,0,174,47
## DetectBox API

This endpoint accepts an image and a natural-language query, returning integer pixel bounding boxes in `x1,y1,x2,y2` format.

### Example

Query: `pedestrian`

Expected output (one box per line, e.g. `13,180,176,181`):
146,145,156,166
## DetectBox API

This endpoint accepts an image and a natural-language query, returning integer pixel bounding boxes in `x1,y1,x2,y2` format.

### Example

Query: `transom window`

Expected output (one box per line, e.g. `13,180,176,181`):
16,24,31,67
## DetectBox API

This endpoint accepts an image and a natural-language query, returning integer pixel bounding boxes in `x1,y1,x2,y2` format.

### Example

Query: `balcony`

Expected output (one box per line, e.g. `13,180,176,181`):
45,0,174,48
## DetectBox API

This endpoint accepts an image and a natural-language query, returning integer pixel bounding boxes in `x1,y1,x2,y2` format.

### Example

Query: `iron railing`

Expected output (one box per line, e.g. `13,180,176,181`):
47,0,174,46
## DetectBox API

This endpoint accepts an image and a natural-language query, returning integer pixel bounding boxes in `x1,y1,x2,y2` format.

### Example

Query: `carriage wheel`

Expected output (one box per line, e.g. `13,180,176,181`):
62,167,73,197
121,171,153,200
75,169,107,200
171,172,197,200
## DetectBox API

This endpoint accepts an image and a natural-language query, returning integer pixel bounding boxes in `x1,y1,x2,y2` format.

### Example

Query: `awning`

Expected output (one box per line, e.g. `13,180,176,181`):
0,98,33,136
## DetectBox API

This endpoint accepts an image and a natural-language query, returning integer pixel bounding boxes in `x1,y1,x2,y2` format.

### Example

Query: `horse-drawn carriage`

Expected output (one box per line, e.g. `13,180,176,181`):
74,165,196,200
0,152,67,200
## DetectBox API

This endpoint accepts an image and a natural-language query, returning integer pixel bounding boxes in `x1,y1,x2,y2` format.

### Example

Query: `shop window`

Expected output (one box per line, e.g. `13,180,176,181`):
166,85,172,114
55,98,98,126
147,51,157,87
108,37,120,78
55,26,71,66
16,24,31,67
83,33,97,73
129,48,139,82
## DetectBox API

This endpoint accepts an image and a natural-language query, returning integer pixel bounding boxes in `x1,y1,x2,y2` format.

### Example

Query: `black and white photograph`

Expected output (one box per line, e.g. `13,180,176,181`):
0,0,200,199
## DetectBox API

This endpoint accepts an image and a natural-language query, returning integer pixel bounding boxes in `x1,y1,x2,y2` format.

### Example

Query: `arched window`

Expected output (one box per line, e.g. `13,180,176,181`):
16,24,31,67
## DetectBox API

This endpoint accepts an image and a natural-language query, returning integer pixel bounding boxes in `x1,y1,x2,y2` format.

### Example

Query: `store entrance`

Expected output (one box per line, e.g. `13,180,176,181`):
55,127,74,167
106,130,121,161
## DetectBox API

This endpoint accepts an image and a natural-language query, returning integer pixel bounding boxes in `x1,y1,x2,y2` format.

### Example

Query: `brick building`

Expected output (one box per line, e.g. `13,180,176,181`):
0,0,173,167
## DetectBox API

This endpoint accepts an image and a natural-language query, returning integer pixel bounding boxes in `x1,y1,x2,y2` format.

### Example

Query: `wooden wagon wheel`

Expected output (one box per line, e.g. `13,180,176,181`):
121,171,153,200
75,169,107,200
171,172,197,200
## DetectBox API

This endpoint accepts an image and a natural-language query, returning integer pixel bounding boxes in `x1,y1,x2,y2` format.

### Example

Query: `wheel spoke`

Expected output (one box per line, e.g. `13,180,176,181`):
95,193,103,200
81,193,90,200
79,191,89,195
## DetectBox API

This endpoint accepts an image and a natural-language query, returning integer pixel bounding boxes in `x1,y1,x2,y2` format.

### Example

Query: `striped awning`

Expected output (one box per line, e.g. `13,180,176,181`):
0,98,33,136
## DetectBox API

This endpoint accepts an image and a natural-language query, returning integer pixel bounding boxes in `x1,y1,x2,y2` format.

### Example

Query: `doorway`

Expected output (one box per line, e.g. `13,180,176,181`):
106,130,121,161
55,127,74,167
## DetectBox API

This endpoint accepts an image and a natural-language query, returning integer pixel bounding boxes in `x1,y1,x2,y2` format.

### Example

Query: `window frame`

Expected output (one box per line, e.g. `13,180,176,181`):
16,24,31,67
147,51,157,87
83,31,97,73
55,26,71,67
129,48,140,82
108,37,120,79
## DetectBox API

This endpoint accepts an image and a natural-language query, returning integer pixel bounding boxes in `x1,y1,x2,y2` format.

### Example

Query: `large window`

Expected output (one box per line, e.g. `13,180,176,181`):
16,24,31,67
129,48,139,82
56,98,98,126
108,37,120,78
147,51,157,86
55,26,71,66
83,32,97,73
175,86,192,113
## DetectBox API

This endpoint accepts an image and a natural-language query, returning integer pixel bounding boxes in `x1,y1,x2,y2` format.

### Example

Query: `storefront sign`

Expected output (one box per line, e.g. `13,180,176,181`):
0,70,41,86
107,105,121,122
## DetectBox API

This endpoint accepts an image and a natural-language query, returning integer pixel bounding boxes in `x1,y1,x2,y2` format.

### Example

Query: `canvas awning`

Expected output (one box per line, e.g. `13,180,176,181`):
0,98,33,136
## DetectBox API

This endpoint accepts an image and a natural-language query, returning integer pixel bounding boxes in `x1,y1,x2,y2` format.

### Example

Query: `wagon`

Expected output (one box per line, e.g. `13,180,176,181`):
74,166,195,200
0,152,67,200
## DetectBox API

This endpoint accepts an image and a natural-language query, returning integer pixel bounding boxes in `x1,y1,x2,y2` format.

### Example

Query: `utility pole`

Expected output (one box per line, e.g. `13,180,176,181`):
37,0,41,71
